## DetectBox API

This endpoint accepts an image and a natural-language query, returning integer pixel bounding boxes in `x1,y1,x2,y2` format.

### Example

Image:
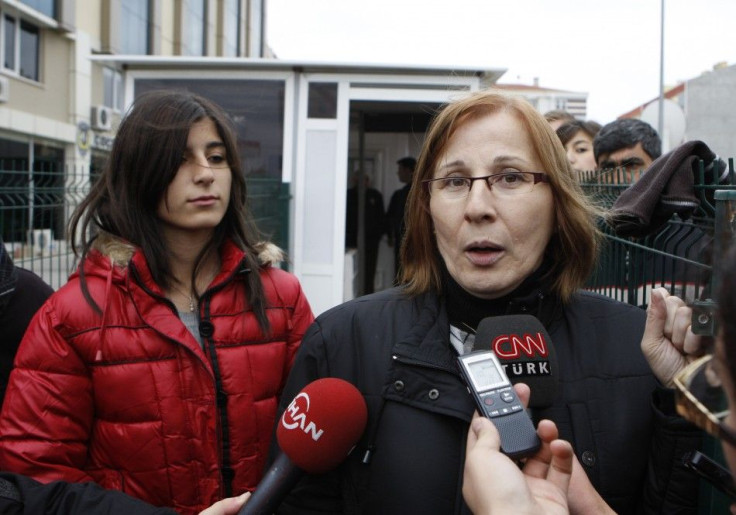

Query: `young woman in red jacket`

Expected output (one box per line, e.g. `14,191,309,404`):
0,90,314,515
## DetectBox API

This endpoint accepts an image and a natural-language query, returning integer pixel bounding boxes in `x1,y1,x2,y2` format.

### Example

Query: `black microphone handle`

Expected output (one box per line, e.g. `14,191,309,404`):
238,452,304,515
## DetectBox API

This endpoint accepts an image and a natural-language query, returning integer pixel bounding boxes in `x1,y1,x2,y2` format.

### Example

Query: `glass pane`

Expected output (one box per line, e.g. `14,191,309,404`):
134,78,285,180
308,82,338,119
120,0,149,55
0,137,30,242
114,71,124,111
19,21,39,81
19,0,55,18
4,16,15,70
103,67,114,108
133,79,289,251
32,142,64,236
182,0,205,56
222,0,239,57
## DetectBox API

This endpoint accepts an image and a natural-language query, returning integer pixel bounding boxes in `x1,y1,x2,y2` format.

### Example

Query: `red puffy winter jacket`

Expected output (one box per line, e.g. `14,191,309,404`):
0,237,314,514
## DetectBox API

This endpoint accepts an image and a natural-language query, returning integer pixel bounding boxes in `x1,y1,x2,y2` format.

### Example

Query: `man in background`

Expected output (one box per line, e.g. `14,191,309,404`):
0,237,53,406
386,156,415,283
594,118,661,182
345,173,386,295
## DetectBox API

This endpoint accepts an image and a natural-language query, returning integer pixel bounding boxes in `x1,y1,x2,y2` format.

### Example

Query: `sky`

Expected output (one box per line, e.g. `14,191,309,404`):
266,0,736,124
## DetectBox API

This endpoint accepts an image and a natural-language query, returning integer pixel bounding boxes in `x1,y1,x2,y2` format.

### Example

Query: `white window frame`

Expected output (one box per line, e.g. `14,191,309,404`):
103,67,125,112
1,9,40,82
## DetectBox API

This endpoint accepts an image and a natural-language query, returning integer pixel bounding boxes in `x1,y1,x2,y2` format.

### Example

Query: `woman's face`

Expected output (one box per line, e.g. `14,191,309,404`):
157,117,232,242
564,130,597,173
429,111,556,299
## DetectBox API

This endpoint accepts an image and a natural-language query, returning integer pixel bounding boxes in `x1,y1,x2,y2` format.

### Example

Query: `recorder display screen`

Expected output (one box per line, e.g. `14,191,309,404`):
468,358,504,389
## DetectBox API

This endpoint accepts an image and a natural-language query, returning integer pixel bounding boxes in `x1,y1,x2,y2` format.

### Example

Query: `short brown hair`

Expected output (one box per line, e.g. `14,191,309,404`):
399,89,602,302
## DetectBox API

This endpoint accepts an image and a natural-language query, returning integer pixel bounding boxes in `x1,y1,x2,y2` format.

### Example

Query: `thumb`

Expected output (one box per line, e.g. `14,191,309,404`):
198,492,251,515
471,416,502,453
642,288,667,355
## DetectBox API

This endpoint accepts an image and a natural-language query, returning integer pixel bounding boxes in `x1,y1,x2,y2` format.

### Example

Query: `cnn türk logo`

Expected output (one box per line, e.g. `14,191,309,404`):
281,392,325,441
493,332,551,377
492,332,549,359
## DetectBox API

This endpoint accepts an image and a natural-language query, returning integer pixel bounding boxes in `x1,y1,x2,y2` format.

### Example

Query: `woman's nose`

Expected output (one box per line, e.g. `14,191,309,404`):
464,179,497,221
192,157,216,183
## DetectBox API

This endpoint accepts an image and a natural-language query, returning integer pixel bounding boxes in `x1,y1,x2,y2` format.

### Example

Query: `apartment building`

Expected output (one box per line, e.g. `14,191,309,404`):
495,80,588,120
0,0,265,255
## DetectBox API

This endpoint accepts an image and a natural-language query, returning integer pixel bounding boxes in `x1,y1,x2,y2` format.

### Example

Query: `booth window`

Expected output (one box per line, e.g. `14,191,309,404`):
308,82,338,119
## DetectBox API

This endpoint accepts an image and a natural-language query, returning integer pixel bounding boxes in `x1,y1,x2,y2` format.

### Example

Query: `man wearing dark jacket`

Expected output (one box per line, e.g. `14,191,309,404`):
0,472,249,514
386,157,415,282
0,238,53,406
345,174,386,295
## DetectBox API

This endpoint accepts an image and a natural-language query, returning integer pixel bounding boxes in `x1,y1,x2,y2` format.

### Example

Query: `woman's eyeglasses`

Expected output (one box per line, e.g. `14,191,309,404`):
423,171,549,200
674,354,736,446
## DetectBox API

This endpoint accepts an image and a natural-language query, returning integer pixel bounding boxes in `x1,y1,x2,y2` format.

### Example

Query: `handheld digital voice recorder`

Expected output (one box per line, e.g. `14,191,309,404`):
458,350,541,459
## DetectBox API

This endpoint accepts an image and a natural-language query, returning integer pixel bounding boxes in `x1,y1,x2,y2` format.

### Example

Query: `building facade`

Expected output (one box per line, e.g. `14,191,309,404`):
0,0,508,315
0,0,267,281
494,80,588,120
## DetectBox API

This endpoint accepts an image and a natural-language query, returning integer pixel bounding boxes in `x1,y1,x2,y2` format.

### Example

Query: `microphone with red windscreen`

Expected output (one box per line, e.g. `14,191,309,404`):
239,377,368,514
474,315,559,408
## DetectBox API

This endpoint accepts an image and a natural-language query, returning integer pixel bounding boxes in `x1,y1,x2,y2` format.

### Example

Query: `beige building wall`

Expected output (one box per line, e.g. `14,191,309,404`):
160,0,176,55
0,0,264,156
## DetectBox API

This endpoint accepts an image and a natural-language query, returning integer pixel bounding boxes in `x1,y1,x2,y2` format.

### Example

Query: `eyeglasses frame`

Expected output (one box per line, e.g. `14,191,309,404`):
674,354,736,447
422,172,550,197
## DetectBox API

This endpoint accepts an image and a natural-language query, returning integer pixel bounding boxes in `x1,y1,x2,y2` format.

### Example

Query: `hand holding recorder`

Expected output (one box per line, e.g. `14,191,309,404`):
463,403,573,515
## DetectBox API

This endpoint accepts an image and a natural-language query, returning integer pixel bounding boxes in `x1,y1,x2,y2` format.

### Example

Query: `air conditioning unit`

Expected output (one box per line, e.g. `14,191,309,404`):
91,105,112,131
0,76,9,103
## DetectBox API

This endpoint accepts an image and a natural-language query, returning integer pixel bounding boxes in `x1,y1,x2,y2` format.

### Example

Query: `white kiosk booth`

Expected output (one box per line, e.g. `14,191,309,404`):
91,57,504,315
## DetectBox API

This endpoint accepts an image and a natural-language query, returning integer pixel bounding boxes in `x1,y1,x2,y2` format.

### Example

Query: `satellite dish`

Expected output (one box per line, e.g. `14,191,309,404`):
640,99,686,153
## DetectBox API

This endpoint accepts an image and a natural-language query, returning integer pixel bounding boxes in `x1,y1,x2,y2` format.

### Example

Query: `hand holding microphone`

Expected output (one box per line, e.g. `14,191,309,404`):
238,378,368,515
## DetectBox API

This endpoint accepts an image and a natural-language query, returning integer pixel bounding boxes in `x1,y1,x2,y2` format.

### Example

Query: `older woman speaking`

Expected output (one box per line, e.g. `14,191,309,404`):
273,90,700,515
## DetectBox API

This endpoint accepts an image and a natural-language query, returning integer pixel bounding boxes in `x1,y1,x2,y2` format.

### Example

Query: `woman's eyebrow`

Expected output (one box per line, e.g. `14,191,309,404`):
186,141,225,152
437,159,464,172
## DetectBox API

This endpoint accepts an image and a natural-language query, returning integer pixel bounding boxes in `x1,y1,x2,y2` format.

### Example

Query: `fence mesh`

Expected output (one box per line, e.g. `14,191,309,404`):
3,159,735,297
0,166,291,289
580,159,736,308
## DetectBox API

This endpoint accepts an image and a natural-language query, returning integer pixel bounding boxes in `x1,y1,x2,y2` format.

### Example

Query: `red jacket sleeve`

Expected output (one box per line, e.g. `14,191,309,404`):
0,297,96,484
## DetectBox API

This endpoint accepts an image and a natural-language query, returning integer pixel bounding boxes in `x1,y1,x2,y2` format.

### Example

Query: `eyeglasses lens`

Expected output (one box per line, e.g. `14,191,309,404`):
684,358,729,432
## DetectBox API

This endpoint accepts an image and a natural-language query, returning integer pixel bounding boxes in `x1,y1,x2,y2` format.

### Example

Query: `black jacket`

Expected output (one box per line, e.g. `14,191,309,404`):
0,266,53,406
274,288,701,514
0,472,177,514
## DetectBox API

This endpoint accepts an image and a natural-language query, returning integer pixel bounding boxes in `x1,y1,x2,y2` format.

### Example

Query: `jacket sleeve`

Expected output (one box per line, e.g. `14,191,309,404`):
0,472,177,515
640,387,702,514
272,319,346,514
0,299,96,484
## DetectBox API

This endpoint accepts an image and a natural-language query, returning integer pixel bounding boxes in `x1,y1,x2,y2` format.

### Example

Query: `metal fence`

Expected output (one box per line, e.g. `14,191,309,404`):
0,165,291,290
3,159,735,299
580,159,736,309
